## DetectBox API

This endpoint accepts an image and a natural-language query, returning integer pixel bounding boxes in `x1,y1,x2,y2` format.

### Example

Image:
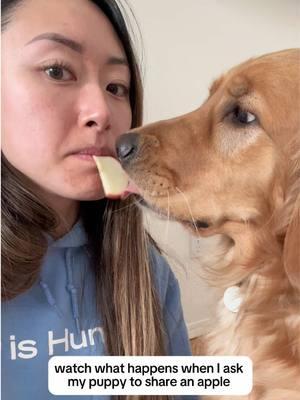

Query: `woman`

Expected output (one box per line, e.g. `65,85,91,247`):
1,0,192,399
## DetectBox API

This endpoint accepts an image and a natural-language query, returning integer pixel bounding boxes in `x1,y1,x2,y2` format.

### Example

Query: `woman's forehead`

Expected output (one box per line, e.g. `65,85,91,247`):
4,0,127,60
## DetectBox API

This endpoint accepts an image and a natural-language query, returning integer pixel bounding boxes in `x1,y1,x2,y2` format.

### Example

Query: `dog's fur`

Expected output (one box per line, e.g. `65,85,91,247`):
120,49,300,399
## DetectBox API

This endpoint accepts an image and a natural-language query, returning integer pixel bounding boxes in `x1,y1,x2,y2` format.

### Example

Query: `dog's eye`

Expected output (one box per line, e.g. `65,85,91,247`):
232,106,256,124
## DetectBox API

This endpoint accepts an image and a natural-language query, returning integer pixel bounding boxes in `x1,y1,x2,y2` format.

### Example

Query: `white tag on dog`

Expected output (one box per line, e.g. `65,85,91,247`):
223,286,242,313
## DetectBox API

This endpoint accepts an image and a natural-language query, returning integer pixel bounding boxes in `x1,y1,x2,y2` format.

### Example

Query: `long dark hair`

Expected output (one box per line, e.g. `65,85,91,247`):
1,4,167,399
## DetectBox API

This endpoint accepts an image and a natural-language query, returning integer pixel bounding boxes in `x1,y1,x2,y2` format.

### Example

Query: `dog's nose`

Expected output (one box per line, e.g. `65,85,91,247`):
116,132,140,164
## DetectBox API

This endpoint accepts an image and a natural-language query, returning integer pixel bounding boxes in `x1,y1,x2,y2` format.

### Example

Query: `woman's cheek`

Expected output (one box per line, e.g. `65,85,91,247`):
113,103,132,138
2,80,64,168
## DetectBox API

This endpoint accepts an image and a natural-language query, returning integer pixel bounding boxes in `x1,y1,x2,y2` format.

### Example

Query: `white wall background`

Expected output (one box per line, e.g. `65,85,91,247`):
126,0,300,337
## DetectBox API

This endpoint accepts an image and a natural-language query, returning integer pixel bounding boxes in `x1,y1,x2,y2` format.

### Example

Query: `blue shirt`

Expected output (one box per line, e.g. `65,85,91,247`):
2,220,193,399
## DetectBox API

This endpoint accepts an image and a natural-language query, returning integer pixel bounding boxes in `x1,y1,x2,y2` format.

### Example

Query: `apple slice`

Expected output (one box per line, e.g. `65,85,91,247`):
93,156,129,198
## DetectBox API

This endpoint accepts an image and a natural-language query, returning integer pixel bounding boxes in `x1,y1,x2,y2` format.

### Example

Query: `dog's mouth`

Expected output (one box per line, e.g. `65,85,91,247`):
134,195,169,217
123,172,212,231
134,194,211,231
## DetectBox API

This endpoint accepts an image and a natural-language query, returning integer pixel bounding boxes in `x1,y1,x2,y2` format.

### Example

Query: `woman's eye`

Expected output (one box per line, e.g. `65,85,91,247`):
106,83,129,98
44,64,74,81
232,106,256,124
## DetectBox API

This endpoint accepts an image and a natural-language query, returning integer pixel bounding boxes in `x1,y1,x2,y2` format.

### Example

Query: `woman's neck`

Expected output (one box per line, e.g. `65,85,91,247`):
52,201,80,239
36,188,80,239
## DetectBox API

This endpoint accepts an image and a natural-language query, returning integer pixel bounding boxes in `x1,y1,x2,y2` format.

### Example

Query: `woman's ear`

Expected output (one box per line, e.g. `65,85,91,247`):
284,194,300,292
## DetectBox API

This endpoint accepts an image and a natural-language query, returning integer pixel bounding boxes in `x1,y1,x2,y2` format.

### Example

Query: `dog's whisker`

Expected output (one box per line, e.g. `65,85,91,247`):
175,186,200,235
112,196,143,213
163,190,171,247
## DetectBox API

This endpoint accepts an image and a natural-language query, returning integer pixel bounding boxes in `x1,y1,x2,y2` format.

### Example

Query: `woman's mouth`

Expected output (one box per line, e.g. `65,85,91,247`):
72,146,114,160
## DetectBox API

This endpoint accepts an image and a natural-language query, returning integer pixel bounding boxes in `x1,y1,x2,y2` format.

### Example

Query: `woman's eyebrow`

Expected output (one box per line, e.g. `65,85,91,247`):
25,32,83,53
106,56,129,67
25,32,129,66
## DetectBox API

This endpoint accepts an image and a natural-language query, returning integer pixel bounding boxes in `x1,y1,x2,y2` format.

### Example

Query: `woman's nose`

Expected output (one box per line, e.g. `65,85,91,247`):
77,84,111,131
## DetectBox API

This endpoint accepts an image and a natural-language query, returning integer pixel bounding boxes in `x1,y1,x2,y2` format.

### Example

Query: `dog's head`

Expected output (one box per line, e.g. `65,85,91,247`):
117,49,300,289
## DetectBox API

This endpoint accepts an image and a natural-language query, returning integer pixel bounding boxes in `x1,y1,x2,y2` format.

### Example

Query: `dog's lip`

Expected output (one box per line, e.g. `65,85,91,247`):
137,196,211,228
137,196,173,219
182,219,210,229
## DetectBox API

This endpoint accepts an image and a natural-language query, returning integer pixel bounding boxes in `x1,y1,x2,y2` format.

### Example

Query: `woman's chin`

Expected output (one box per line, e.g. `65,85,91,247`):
77,191,106,202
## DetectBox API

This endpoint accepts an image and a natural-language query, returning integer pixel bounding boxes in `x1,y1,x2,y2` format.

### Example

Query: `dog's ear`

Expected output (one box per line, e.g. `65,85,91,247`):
283,194,300,292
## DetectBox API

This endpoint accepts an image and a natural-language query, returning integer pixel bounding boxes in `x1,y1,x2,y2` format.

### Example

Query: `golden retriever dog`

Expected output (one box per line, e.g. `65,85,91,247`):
116,49,300,399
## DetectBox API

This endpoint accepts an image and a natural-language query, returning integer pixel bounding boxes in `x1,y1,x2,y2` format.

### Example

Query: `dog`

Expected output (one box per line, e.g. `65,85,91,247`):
116,49,300,399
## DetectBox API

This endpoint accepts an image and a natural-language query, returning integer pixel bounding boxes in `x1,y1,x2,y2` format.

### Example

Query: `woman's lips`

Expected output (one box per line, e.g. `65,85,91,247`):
74,153,98,161
71,148,141,200
72,147,114,160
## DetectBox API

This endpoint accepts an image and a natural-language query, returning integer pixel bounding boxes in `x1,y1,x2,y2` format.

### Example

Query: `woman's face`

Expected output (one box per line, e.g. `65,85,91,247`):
2,0,132,206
